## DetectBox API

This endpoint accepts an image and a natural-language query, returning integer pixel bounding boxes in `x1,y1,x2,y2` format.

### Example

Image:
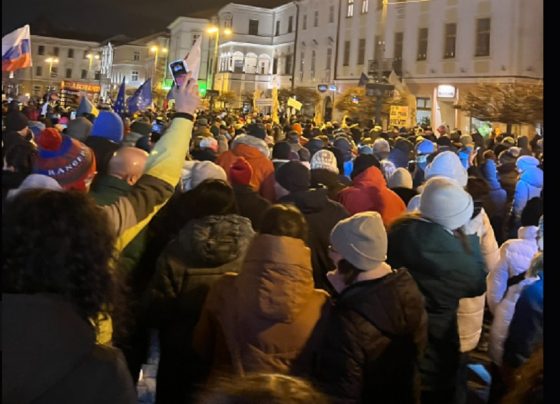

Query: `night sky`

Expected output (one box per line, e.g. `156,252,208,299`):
3,0,289,39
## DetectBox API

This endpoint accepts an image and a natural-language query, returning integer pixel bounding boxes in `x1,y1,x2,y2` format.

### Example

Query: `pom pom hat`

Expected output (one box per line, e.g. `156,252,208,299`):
33,128,96,191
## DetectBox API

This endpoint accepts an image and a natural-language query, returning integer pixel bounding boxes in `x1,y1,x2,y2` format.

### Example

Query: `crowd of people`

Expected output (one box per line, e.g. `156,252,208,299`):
2,77,543,404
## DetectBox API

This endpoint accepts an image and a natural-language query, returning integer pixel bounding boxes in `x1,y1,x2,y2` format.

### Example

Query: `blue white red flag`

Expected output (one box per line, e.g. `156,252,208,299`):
2,25,32,72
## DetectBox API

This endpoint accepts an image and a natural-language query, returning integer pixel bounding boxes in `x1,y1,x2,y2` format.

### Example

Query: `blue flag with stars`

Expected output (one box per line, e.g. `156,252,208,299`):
127,78,152,114
114,77,126,115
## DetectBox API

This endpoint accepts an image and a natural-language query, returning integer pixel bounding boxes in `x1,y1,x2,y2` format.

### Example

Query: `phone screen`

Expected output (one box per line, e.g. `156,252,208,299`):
169,61,188,86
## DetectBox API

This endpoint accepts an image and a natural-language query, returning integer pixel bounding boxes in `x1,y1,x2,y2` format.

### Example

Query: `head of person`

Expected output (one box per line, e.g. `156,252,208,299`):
274,161,310,198
521,197,543,228
351,154,381,180
260,204,308,242
310,149,339,174
387,167,413,190
3,141,37,175
2,190,118,325
90,111,124,144
424,150,468,187
188,179,238,219
197,373,328,404
5,111,29,137
107,146,149,186
181,160,228,192
372,138,391,160
33,128,97,191
419,176,474,231
330,211,388,285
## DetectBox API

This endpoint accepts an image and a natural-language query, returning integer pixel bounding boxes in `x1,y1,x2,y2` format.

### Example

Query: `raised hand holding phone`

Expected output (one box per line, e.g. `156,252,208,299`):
172,72,200,115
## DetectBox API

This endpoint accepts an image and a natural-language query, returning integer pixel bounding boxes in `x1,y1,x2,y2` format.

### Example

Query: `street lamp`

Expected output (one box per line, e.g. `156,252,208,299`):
150,45,168,75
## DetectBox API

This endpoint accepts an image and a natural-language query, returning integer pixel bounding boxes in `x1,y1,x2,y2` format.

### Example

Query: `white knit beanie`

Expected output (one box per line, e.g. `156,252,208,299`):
310,149,339,174
388,167,413,189
424,151,468,187
330,211,388,270
181,160,228,192
419,176,474,230
7,173,63,200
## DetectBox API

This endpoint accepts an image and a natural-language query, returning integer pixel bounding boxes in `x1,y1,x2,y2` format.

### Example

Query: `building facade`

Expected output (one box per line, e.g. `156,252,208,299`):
5,35,101,99
331,0,543,131
212,2,298,110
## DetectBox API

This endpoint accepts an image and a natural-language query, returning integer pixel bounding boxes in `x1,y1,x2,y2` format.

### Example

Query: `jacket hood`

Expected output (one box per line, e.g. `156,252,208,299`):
177,214,255,267
279,188,330,213
353,165,387,188
481,160,502,190
338,269,425,336
232,134,270,158
236,234,314,322
520,166,543,188
2,294,95,403
518,225,539,241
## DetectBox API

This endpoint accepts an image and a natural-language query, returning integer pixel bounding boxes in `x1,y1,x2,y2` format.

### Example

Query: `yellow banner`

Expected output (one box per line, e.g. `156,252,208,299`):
287,97,302,111
389,105,408,128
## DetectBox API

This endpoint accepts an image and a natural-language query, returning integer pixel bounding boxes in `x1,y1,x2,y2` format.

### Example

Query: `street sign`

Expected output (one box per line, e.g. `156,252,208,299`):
317,84,328,93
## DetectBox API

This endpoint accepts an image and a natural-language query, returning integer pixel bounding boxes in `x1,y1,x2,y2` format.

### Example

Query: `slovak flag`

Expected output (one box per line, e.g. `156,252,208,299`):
2,25,32,72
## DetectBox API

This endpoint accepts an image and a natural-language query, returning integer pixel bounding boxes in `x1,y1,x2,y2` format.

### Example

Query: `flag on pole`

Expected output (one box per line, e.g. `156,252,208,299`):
76,96,99,117
358,72,369,87
127,79,152,114
184,35,202,81
2,25,32,72
114,77,126,115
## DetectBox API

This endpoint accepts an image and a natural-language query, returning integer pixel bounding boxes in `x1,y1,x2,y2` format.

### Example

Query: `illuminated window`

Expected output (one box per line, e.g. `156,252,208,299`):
347,0,354,17
362,0,369,14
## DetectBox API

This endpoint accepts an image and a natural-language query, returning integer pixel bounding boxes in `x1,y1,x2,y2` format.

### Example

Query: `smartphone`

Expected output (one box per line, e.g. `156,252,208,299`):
169,60,189,87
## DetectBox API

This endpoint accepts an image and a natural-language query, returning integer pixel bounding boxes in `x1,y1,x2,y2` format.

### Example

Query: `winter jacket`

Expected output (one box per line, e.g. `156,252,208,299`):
216,134,276,201
458,208,499,352
279,189,350,292
146,214,254,403
232,184,271,231
310,168,348,202
390,187,418,206
512,167,543,220
503,273,543,369
486,226,539,314
2,293,136,404
481,159,508,220
194,234,330,376
101,116,193,253
338,166,406,228
313,269,428,404
387,217,487,391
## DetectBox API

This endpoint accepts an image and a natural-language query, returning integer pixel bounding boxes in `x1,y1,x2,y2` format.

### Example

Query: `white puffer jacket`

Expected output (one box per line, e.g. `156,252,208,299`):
486,226,539,314
457,208,500,352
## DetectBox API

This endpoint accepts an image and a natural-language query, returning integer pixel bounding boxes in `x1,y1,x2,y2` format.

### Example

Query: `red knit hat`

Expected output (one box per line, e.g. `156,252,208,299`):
229,157,253,186
33,128,97,191
292,123,303,135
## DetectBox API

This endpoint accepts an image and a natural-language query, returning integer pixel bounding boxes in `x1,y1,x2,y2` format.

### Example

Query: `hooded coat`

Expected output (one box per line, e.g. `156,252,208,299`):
232,183,271,231
497,162,518,201
313,269,428,403
512,167,543,220
279,188,350,292
193,234,330,376
387,217,487,392
146,214,254,403
2,293,136,404
216,134,275,201
338,166,406,228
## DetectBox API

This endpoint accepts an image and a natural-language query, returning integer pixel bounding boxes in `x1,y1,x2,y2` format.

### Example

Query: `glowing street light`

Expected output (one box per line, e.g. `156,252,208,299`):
207,25,232,93
45,57,59,74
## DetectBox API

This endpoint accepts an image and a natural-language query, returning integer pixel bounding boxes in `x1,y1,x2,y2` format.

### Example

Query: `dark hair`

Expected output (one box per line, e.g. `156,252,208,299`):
466,176,490,200
189,179,238,219
260,204,308,241
351,154,381,179
198,373,328,404
2,190,118,324
3,141,37,174
521,197,543,227
337,259,362,285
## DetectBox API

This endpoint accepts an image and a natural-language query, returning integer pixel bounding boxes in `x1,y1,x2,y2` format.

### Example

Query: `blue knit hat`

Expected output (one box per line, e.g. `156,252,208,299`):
90,111,124,143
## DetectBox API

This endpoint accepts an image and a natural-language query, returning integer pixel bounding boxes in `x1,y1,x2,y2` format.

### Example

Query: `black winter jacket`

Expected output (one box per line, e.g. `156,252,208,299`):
313,269,428,403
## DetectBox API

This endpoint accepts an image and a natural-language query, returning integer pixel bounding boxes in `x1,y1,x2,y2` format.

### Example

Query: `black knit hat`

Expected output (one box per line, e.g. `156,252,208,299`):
246,123,266,140
272,141,292,160
275,161,310,192
5,111,29,132
351,154,380,179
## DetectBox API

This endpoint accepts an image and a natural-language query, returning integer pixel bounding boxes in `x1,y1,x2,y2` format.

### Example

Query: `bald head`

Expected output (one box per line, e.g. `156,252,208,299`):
108,147,149,185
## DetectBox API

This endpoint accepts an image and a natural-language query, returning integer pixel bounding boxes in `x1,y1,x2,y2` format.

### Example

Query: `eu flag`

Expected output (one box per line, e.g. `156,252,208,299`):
114,77,126,116
127,78,152,114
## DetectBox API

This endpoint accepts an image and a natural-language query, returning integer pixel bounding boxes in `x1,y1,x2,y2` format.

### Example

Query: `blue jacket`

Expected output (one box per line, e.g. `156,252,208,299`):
503,272,543,368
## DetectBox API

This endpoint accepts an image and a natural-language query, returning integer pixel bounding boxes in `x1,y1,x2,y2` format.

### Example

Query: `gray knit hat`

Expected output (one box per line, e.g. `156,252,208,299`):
330,211,388,270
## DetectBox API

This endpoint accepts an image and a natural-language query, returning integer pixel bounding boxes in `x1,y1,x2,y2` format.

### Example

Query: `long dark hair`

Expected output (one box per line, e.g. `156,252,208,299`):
2,190,118,325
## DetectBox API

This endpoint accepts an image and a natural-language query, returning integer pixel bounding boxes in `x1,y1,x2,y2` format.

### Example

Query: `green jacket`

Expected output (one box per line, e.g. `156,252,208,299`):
387,217,486,392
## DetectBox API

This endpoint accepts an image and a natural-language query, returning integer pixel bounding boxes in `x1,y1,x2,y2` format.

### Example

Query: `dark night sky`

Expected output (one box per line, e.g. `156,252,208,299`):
3,0,289,39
